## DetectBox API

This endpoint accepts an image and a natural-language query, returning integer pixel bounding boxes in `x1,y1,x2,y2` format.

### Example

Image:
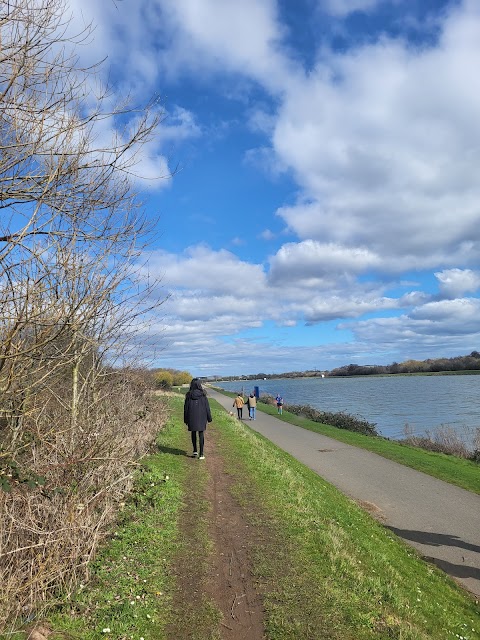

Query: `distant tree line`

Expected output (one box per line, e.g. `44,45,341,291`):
217,351,480,381
328,352,480,377
219,370,326,382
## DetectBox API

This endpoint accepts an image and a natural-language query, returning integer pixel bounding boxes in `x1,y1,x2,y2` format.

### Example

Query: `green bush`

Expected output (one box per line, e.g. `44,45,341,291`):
172,371,192,386
154,370,174,389
259,395,378,436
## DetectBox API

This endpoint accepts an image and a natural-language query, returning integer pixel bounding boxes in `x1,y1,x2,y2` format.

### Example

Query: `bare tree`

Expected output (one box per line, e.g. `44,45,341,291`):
0,0,169,629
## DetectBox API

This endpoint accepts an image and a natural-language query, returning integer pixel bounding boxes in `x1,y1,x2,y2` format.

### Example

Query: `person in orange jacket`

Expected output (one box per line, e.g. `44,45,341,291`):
233,393,245,419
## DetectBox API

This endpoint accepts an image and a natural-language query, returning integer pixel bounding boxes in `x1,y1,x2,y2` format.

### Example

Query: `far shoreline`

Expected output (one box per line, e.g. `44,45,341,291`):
215,369,480,382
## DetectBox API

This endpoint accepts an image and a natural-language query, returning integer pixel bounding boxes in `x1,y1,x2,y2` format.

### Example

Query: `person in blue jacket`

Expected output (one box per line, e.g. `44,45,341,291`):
275,394,284,415
184,378,212,459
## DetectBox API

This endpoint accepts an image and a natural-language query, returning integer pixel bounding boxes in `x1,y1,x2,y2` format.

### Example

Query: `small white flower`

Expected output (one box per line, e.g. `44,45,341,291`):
102,628,111,634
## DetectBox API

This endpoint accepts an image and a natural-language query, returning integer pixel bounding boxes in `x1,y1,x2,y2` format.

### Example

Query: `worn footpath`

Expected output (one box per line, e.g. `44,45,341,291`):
166,424,267,640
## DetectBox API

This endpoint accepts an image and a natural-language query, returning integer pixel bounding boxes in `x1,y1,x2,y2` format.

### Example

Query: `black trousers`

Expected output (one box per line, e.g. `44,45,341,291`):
236,407,243,419
191,430,204,456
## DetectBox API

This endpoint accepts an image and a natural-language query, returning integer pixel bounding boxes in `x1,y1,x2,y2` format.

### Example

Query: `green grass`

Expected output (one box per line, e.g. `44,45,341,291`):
215,389,480,494
211,403,480,639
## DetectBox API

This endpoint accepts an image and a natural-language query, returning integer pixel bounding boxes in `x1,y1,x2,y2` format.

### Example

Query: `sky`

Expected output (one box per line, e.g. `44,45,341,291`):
67,0,480,377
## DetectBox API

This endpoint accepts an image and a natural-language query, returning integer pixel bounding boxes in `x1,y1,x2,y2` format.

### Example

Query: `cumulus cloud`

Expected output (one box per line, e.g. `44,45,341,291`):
304,294,400,323
268,241,381,286
145,245,266,294
169,294,260,323
345,298,480,349
409,299,480,332
154,0,298,91
435,268,480,298
271,1,480,269
65,1,202,189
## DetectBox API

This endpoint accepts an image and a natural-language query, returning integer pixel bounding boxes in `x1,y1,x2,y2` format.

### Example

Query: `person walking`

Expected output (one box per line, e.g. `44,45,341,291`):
275,394,284,415
184,378,212,459
247,392,257,420
233,393,245,419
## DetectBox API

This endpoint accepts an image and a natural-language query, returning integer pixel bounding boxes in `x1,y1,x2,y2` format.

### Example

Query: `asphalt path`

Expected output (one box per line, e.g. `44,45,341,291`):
208,388,480,599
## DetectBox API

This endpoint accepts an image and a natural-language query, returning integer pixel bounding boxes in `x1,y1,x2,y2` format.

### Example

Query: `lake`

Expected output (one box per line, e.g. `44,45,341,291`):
216,375,480,446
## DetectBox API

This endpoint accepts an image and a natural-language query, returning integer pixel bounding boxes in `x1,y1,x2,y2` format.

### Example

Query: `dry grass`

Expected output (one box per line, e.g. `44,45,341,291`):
403,424,480,459
0,368,166,632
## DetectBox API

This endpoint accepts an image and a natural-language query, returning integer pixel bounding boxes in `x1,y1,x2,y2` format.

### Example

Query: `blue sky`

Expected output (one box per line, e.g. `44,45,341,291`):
69,0,480,376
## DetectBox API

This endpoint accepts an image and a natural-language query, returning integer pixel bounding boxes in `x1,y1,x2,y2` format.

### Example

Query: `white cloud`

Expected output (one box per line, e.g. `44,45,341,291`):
268,241,381,286
270,1,480,268
169,294,259,322
410,299,480,332
346,298,480,348
259,229,276,241
303,294,400,323
435,268,480,298
158,107,202,143
65,2,202,190
155,0,298,91
145,245,266,294
322,0,385,17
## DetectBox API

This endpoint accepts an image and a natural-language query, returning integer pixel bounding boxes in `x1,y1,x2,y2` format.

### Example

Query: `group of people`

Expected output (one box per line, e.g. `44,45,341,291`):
232,392,257,420
233,391,284,417
183,378,285,460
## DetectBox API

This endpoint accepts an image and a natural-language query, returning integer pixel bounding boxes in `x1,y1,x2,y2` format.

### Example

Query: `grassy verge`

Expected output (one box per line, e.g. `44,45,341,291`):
212,404,480,639
215,389,480,494
34,395,195,640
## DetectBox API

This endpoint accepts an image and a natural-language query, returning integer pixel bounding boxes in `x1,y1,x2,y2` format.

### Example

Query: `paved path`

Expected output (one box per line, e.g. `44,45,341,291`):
208,388,480,598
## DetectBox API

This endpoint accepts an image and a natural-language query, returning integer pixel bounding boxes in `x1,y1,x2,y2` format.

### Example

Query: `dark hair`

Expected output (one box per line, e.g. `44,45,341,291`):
189,378,205,394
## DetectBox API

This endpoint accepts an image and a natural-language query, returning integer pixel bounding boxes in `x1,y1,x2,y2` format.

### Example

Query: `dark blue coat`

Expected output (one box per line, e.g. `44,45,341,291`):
184,389,212,431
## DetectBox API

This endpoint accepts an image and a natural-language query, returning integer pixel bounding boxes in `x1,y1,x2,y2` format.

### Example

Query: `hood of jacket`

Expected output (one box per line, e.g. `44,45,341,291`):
189,389,204,400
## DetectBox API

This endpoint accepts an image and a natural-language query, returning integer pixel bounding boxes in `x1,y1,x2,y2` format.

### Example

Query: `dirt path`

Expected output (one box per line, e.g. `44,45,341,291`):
204,432,265,638
166,426,266,640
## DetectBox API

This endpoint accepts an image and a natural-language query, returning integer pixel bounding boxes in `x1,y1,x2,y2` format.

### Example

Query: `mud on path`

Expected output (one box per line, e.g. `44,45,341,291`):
166,425,266,640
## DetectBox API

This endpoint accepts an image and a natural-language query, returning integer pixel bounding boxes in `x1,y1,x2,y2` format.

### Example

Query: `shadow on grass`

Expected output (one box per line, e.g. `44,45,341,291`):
157,444,187,456
389,526,480,582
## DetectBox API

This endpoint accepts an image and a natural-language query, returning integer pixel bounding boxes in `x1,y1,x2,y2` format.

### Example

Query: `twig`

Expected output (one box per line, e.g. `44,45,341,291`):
220,621,233,630
230,593,246,619
230,595,237,619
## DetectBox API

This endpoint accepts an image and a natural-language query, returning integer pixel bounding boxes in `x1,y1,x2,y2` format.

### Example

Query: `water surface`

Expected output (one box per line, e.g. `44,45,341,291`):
217,375,480,444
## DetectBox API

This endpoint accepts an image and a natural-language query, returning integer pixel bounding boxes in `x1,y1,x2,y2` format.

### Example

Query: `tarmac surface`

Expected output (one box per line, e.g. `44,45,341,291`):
208,388,480,599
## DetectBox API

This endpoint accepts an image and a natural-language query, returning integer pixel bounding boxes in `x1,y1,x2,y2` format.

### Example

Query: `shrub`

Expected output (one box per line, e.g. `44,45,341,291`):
402,425,479,460
259,395,378,436
172,371,192,386
154,370,174,389
0,367,166,630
